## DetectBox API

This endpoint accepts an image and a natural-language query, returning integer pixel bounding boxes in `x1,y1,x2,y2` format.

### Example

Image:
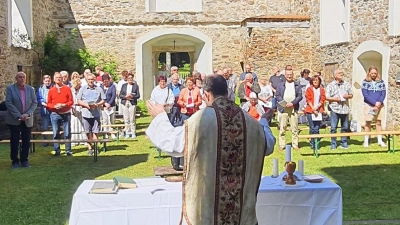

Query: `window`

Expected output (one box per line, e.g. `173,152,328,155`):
146,0,202,13
320,0,350,46
7,0,33,48
389,0,400,36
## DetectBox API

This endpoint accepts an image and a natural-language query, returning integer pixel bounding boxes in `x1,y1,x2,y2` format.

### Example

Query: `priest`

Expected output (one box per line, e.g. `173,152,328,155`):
146,74,276,225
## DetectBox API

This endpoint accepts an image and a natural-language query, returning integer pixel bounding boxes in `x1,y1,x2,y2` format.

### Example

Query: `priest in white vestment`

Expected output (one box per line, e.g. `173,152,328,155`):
146,75,276,225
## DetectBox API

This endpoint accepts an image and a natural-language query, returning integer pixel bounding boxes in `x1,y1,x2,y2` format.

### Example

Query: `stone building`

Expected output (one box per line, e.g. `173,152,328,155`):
1,0,400,128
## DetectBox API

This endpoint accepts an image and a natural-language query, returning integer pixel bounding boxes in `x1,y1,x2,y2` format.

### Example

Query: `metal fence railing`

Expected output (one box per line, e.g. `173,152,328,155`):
178,72,191,79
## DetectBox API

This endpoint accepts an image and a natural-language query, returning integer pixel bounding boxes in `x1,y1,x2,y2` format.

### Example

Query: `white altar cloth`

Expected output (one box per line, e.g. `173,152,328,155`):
69,176,342,225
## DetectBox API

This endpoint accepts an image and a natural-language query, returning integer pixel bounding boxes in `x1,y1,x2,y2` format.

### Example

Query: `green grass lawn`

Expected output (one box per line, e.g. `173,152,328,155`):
1,115,400,224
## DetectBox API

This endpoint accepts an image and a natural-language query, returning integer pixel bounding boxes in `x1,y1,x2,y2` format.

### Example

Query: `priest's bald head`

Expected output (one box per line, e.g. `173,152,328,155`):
203,75,228,106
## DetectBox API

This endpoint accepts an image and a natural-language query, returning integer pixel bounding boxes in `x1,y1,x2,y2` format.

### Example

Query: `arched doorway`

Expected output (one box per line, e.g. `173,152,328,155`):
352,40,390,129
135,28,213,99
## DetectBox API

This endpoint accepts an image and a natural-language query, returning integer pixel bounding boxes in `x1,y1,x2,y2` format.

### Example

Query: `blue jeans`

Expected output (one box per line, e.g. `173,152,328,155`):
306,113,321,149
330,111,349,148
50,112,72,153
271,97,277,109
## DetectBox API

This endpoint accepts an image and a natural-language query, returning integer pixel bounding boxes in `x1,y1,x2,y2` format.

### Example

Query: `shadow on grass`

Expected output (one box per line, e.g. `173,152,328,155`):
299,138,364,149
153,155,171,159
102,145,130,151
300,150,388,157
322,164,400,221
0,151,149,225
38,144,131,154
136,122,150,130
136,131,146,136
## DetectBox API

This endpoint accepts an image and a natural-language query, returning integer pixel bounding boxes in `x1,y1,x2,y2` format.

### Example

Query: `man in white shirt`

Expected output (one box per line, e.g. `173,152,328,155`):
275,68,302,150
146,74,275,225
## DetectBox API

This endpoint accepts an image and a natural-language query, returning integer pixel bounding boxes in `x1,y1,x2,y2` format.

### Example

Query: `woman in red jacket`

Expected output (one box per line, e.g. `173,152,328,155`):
177,77,202,121
305,75,326,150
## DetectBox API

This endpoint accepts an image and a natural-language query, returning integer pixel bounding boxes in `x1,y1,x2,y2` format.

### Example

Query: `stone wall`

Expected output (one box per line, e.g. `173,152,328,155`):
52,0,312,77
66,25,247,76
62,0,311,25
0,0,57,101
243,27,319,78
313,0,400,129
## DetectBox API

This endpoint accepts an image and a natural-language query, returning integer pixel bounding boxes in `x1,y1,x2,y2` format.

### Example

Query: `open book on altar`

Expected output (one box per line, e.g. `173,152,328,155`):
89,181,119,194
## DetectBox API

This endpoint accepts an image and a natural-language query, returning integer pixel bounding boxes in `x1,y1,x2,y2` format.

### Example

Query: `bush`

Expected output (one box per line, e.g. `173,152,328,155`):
136,100,148,116
34,30,118,80
36,31,83,75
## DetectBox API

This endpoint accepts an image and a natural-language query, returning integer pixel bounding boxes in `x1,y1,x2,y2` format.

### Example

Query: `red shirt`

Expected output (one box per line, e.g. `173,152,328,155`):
245,83,251,97
46,85,74,113
96,75,102,82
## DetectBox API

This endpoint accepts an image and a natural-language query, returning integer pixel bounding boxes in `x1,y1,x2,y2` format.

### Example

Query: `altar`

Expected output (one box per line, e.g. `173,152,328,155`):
69,176,342,225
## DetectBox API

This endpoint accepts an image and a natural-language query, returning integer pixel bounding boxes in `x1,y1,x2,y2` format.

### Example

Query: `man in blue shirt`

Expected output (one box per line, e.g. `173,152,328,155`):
77,74,106,155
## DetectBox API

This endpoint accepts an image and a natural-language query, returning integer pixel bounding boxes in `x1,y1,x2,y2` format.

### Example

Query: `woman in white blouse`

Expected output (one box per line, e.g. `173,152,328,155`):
258,76,274,112
149,76,175,115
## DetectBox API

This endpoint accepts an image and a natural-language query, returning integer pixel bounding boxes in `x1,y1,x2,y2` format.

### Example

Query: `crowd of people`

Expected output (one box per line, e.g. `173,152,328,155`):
5,67,142,168
5,62,386,169
148,63,387,154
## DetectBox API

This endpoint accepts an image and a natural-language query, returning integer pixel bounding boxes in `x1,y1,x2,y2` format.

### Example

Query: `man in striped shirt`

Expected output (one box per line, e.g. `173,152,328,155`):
326,69,353,150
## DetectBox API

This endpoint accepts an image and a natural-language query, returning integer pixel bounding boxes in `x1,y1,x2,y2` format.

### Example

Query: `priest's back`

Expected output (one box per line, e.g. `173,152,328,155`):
181,97,266,225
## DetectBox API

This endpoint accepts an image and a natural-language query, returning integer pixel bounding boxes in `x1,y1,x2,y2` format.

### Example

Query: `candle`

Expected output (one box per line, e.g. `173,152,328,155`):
272,158,279,177
298,160,304,176
285,145,291,162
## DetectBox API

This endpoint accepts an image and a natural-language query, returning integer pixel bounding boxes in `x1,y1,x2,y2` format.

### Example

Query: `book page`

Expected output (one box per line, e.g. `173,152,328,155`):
311,113,322,121
278,100,287,107
339,89,346,101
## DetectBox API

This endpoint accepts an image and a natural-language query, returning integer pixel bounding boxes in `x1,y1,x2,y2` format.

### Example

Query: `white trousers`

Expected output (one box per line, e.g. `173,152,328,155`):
101,107,115,132
120,102,136,135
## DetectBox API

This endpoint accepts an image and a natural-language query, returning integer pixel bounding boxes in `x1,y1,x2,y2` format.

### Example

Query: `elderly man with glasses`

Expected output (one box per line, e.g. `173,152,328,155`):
167,66,185,86
241,92,265,121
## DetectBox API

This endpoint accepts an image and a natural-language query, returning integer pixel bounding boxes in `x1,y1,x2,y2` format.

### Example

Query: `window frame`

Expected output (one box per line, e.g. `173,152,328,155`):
7,0,34,48
320,0,350,46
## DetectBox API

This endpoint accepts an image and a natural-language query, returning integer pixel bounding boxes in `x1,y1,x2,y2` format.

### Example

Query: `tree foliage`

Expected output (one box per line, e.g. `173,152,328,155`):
79,48,118,81
34,30,118,80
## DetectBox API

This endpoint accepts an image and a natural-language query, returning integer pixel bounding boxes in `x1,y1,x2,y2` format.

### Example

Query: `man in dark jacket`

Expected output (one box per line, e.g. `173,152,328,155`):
275,69,302,150
119,74,140,138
